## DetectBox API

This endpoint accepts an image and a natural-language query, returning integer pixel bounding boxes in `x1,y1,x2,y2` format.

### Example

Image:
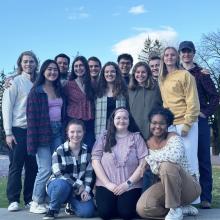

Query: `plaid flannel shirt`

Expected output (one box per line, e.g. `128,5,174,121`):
95,95,127,138
47,141,93,193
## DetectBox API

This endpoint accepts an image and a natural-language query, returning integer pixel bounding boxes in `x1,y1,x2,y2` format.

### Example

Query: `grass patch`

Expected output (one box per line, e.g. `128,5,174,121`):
0,167,220,208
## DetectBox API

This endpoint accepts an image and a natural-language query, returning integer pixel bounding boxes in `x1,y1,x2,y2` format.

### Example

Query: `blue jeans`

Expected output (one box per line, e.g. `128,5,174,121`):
142,169,155,193
198,117,212,202
47,179,95,218
32,121,63,203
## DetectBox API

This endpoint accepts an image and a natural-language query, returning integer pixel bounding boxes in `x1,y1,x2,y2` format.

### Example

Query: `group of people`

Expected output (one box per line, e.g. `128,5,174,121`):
2,40,219,220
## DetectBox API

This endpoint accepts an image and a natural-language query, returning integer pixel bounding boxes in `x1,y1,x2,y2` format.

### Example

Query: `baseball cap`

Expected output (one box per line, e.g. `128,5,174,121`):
178,41,196,52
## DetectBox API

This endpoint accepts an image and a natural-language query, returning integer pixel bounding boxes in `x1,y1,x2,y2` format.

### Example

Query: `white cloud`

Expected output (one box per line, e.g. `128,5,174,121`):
129,5,146,15
67,6,89,20
112,27,178,63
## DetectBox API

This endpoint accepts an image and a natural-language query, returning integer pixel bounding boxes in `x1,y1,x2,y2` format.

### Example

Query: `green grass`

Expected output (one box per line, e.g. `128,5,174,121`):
0,167,220,208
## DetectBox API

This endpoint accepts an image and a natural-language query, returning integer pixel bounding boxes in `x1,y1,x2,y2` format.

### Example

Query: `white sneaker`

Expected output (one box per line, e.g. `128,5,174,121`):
181,205,198,216
165,208,183,220
8,202,19,211
30,201,47,214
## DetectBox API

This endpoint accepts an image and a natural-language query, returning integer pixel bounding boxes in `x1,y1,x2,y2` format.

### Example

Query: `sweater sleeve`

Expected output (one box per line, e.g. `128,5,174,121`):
182,73,200,132
2,82,18,135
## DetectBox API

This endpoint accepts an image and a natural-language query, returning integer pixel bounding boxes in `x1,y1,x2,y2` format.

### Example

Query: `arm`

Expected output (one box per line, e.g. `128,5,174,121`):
182,73,200,136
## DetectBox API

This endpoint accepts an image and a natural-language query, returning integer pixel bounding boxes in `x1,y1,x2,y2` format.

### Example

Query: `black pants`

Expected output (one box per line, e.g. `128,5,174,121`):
96,186,141,220
7,127,38,204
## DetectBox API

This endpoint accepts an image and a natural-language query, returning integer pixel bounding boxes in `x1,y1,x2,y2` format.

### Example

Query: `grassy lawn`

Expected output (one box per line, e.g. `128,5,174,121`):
0,167,220,208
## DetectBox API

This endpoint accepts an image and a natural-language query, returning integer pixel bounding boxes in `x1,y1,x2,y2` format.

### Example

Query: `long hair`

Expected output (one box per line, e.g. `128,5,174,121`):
34,59,62,97
159,47,180,82
69,56,94,101
17,51,39,82
96,61,128,99
104,107,140,152
129,61,155,90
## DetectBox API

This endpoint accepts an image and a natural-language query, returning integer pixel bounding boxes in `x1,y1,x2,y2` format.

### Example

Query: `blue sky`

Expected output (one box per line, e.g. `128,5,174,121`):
0,0,219,73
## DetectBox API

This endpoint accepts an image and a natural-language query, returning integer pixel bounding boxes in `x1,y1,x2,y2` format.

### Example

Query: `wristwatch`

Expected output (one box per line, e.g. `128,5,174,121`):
126,180,133,188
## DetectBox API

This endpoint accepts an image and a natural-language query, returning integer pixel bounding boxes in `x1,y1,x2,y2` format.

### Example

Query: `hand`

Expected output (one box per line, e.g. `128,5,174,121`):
201,68,210,75
105,182,117,193
6,135,17,149
181,130,188,137
199,112,206,118
113,182,129,196
81,191,91,202
75,184,85,195
3,77,13,89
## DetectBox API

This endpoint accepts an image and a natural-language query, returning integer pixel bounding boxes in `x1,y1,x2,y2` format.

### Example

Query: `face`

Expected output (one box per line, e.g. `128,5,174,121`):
149,59,160,79
44,63,59,82
67,124,84,146
104,65,116,83
56,57,69,74
164,48,178,67
88,60,101,78
179,48,195,64
118,58,132,77
114,109,129,132
74,60,86,77
134,65,148,86
21,55,37,74
150,114,167,137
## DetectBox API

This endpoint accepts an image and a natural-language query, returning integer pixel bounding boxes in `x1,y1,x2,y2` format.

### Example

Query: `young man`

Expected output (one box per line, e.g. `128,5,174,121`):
179,41,219,209
149,56,160,81
54,53,70,86
117,53,133,85
88,56,102,89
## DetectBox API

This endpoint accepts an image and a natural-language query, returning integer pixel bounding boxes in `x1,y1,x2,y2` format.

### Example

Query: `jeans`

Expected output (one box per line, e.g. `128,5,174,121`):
47,179,95,218
7,127,37,204
198,117,212,202
32,121,63,203
142,169,156,193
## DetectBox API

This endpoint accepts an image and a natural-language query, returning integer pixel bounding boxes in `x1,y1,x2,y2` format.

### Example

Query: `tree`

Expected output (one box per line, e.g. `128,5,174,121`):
197,30,220,154
138,37,164,62
0,70,6,153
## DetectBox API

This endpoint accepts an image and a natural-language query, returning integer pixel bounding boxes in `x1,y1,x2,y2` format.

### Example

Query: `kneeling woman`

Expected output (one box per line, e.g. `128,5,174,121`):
136,108,201,220
92,107,148,220
44,119,95,219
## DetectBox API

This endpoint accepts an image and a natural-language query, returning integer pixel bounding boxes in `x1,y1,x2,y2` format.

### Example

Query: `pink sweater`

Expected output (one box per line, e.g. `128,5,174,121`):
92,132,148,189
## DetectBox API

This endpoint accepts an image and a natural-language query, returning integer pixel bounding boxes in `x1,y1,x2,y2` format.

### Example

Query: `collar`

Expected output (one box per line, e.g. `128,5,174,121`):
63,141,87,152
21,71,31,80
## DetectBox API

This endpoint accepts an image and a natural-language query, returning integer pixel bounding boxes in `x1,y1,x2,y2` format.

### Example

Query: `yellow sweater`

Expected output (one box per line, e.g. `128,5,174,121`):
159,70,200,132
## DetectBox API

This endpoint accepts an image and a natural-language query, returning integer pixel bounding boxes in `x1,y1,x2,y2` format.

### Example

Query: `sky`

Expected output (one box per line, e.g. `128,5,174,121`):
0,0,219,73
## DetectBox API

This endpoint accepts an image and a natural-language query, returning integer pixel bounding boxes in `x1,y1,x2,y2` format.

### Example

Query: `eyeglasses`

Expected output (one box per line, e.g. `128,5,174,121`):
150,121,167,126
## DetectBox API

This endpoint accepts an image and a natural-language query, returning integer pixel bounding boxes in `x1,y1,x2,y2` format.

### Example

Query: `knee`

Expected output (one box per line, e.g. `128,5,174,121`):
75,201,95,218
48,180,71,198
159,162,179,175
136,198,146,218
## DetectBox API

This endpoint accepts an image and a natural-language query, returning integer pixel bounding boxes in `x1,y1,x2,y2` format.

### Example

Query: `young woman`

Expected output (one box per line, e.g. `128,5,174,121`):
43,119,95,219
128,61,162,140
95,62,128,138
64,56,95,151
27,59,65,214
2,51,38,211
136,107,201,220
92,107,148,220
158,47,200,195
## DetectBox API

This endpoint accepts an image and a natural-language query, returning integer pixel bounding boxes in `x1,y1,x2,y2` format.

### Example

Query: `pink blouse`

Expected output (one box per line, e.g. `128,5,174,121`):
92,132,148,189
64,80,94,120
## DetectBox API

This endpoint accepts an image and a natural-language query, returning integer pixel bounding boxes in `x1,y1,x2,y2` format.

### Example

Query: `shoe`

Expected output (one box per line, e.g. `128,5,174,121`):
30,201,47,214
8,202,19,211
200,201,211,209
65,203,74,215
24,201,33,209
165,208,183,220
181,205,198,216
43,209,58,220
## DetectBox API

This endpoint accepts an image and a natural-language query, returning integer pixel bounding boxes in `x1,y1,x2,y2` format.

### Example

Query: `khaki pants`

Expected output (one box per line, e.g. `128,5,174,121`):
136,162,201,219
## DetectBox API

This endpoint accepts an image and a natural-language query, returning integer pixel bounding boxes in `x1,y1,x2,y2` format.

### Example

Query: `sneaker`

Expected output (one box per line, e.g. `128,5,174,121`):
65,203,74,215
8,202,19,211
24,201,33,209
43,209,58,220
181,205,198,216
200,201,211,209
30,201,47,214
165,208,183,220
